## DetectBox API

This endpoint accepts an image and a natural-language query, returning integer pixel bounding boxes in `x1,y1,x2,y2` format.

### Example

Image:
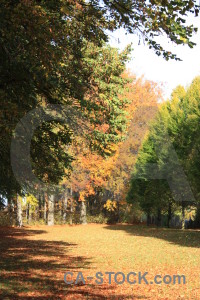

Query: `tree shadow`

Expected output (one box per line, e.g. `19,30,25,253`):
104,224,200,248
0,226,149,299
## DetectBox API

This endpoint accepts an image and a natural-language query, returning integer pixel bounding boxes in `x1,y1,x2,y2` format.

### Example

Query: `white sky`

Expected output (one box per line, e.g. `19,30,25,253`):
108,15,200,99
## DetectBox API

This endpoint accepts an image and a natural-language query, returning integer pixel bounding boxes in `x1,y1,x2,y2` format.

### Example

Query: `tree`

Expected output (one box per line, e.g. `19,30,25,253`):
127,77,200,228
105,75,160,217
43,43,131,225
96,0,199,60
61,74,162,224
16,194,23,227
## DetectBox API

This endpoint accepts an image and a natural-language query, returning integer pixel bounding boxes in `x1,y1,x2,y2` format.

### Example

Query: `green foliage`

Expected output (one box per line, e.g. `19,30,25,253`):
81,42,132,155
127,76,200,225
0,1,131,198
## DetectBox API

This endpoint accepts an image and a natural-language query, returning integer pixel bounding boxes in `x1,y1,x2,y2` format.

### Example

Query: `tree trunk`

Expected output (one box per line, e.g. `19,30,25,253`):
26,201,29,224
80,201,87,225
62,191,68,224
181,201,185,230
28,203,32,224
47,194,54,226
147,212,151,226
44,193,48,224
117,200,120,223
7,194,13,225
16,194,22,227
167,202,172,228
39,194,42,219
156,208,161,227
69,186,73,225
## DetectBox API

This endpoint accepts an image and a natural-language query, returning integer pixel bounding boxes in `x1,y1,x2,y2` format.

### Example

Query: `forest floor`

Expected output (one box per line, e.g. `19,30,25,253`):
0,224,200,299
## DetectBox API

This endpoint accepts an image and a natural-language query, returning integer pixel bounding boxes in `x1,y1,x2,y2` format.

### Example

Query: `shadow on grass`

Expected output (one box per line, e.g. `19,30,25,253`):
104,224,200,248
0,226,148,300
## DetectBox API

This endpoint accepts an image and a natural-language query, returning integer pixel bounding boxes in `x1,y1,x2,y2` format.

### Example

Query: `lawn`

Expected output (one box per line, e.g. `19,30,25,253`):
0,224,200,299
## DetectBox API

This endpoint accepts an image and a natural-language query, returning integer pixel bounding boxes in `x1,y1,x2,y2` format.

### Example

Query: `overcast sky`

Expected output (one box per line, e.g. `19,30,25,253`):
108,15,200,99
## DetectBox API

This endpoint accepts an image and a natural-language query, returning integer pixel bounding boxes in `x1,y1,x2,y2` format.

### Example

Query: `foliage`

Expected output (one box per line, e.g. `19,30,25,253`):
22,194,38,208
127,76,200,227
104,199,118,212
0,1,131,200
105,75,160,206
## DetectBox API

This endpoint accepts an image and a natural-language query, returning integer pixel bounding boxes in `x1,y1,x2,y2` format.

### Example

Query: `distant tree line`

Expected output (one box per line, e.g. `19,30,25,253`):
127,78,200,229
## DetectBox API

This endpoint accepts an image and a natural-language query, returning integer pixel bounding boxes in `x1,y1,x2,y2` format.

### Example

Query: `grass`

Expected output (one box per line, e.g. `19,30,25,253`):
0,224,200,299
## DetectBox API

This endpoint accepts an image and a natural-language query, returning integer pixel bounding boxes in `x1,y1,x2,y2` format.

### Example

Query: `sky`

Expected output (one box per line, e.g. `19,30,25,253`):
108,15,200,99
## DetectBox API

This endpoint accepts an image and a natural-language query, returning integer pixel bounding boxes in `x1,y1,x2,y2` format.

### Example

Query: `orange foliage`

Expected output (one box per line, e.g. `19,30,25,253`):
63,73,162,203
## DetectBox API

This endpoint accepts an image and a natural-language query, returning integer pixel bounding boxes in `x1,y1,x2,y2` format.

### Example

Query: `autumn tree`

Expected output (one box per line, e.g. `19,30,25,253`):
104,75,161,222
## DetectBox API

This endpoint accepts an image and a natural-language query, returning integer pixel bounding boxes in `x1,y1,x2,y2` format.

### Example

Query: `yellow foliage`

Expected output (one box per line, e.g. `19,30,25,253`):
20,194,38,208
79,191,86,201
104,200,117,212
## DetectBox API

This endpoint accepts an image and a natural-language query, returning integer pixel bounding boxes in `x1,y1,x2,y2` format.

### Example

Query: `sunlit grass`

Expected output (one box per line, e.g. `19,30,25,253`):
0,224,200,299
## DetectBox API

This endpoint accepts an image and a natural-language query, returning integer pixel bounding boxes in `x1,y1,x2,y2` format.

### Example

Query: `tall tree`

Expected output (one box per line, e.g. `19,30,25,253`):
106,76,160,206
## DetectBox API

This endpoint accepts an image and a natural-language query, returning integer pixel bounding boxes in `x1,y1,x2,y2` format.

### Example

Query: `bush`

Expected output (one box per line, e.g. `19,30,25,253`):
0,210,14,226
87,213,108,224
119,203,143,224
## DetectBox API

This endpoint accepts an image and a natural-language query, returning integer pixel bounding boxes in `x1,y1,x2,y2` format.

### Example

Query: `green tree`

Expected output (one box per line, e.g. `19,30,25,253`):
127,77,200,228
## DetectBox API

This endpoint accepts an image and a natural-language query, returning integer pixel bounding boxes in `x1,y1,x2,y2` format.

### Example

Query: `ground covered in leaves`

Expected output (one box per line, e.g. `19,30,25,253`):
0,224,200,299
